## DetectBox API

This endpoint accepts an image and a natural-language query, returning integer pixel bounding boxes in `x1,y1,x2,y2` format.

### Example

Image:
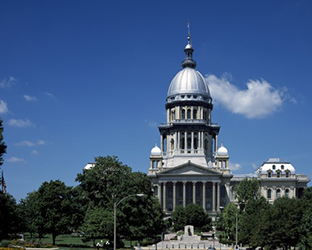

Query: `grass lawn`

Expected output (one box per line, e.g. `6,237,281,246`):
23,233,144,249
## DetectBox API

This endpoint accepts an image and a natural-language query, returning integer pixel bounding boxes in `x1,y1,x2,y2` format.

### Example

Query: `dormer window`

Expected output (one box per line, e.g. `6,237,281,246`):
276,170,281,178
267,171,272,178
285,170,290,178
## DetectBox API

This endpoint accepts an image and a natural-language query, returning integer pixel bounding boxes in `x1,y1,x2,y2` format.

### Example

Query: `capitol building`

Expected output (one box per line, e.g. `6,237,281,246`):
147,34,309,218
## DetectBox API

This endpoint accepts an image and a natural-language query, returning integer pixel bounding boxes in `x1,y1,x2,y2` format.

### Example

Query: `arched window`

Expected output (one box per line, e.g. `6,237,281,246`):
285,189,290,198
193,109,197,119
268,171,272,178
277,189,281,198
272,165,276,170
276,171,281,178
182,109,185,119
285,171,290,178
187,109,191,119
281,165,284,169
267,189,272,199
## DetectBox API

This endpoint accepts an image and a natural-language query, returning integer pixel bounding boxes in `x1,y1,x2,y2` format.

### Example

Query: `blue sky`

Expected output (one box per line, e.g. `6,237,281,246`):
1,0,312,202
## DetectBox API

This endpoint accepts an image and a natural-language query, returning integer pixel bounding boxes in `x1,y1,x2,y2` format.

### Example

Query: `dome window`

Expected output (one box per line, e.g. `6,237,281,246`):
285,170,290,178
187,109,191,119
181,95,185,99
193,109,197,119
272,165,276,170
267,171,272,178
187,95,191,98
193,95,197,99
281,165,284,169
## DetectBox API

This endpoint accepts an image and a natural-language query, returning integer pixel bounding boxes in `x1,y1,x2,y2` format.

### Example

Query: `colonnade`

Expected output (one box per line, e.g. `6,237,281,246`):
156,180,230,213
160,132,217,156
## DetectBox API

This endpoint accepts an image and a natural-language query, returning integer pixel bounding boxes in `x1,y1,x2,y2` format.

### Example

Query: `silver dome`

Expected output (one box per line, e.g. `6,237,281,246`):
167,67,211,98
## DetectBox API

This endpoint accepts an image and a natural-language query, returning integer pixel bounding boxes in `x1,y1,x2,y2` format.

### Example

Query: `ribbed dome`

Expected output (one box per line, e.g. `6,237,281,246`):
217,144,228,156
167,67,211,98
151,144,162,156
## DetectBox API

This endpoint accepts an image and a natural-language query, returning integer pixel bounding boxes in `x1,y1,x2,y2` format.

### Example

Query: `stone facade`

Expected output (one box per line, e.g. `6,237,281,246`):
147,35,309,217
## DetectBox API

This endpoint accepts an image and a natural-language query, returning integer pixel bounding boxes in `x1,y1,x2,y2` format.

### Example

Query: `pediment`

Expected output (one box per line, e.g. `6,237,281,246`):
158,161,221,176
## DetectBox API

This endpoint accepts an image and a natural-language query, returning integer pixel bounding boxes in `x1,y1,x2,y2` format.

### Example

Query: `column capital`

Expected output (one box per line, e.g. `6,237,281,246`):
192,181,197,185
172,181,177,185
202,181,207,185
182,181,187,185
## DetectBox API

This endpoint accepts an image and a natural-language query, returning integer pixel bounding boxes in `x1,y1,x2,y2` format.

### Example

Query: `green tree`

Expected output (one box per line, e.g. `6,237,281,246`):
171,205,187,231
239,196,269,248
27,180,74,245
0,118,7,167
75,155,132,208
0,192,20,240
219,202,239,241
171,204,212,232
235,178,260,211
77,156,165,244
299,205,312,249
82,207,114,247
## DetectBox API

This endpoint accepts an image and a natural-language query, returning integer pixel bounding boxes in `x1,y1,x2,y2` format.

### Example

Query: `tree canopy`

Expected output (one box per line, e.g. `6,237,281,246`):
171,204,212,232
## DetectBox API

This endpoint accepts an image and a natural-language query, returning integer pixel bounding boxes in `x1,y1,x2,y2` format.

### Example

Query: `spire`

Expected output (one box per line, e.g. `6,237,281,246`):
182,21,196,69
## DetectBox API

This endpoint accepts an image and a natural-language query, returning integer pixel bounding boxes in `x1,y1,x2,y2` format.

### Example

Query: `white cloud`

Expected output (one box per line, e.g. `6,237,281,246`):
0,100,9,114
0,76,17,88
8,119,35,127
229,162,242,171
44,92,55,98
205,74,284,119
23,95,38,101
15,140,46,147
31,150,39,155
7,156,26,163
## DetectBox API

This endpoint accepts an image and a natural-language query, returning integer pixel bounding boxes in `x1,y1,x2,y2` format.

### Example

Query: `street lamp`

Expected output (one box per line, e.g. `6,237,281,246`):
114,194,144,250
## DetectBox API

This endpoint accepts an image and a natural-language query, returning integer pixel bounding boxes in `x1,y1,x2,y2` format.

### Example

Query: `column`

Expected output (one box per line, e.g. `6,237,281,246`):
201,131,204,150
174,132,177,151
191,132,194,152
163,181,167,213
183,181,186,207
178,132,180,152
202,181,206,211
158,182,161,204
212,182,216,212
217,182,220,211
160,135,163,152
225,183,230,204
214,135,218,153
166,135,170,154
173,181,177,211
193,181,196,204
